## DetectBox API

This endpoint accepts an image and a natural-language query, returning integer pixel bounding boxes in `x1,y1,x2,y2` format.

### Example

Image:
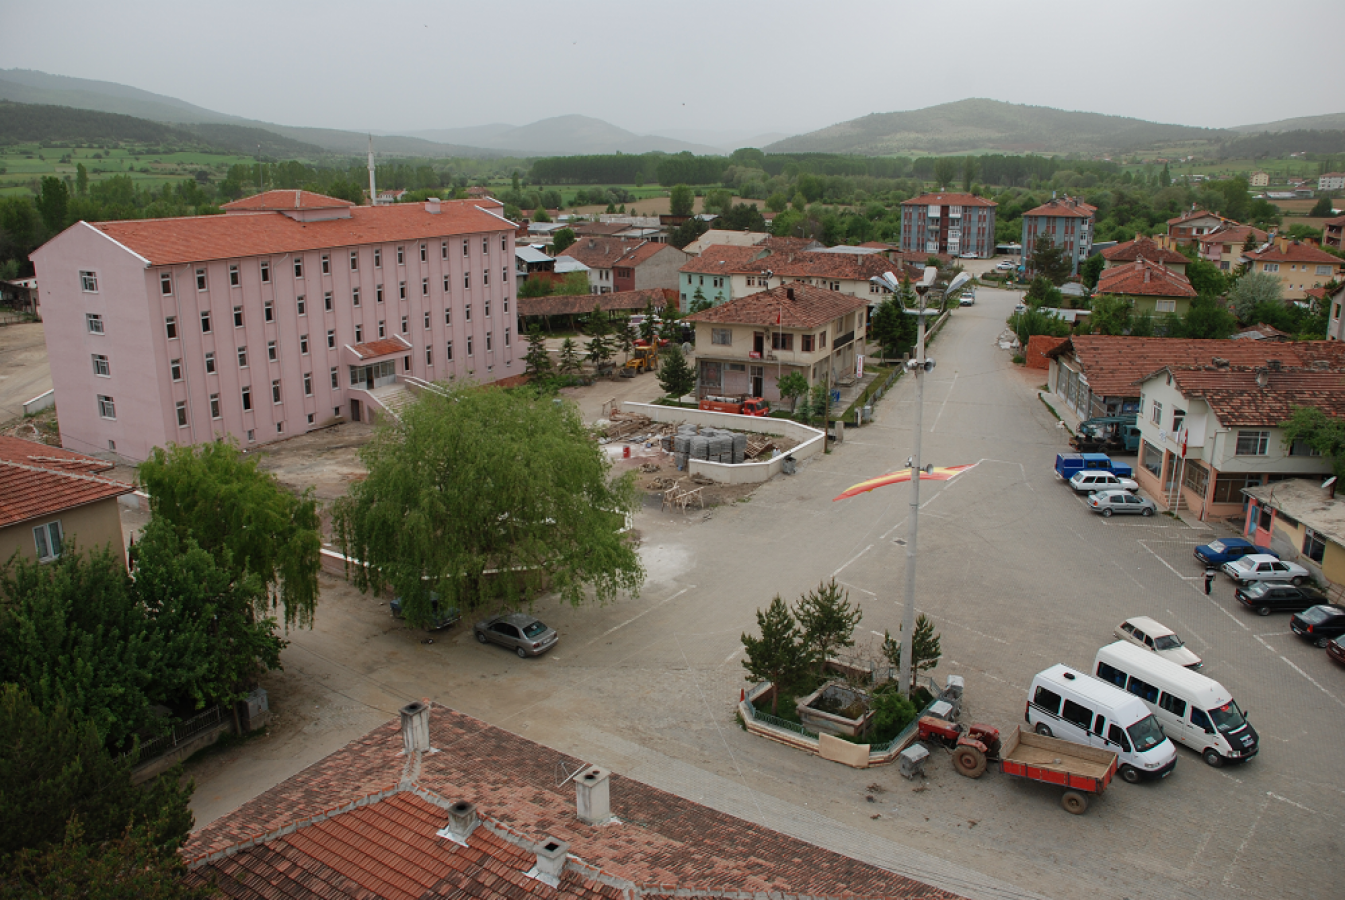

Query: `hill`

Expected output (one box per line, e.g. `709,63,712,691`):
766,98,1230,156
1231,112,1345,134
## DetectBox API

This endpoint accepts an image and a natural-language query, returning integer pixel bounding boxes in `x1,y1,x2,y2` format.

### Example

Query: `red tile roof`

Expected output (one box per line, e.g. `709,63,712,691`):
1101,236,1188,265
559,239,675,270
680,245,897,282
684,283,869,330
1022,197,1096,219
1096,259,1196,298
184,704,960,900
1166,208,1230,227
1196,224,1268,249
1246,239,1343,266
1044,335,1345,397
1145,365,1345,426
678,244,767,275
222,190,355,211
88,200,514,267
518,288,674,318
900,192,996,208
0,437,133,528
350,335,413,360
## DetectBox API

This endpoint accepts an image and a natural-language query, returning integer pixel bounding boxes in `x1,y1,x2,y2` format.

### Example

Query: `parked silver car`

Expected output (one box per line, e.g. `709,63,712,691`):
1088,489,1156,517
1069,471,1139,494
1221,554,1311,587
474,612,558,658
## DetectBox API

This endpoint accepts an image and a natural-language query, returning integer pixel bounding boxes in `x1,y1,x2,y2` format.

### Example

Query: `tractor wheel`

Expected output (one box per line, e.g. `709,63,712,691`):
1061,790,1089,815
952,746,988,779
1034,723,1053,737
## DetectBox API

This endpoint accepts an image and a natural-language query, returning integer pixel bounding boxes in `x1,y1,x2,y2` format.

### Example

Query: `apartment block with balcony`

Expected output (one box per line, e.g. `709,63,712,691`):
1019,196,1096,276
30,191,519,461
898,193,997,259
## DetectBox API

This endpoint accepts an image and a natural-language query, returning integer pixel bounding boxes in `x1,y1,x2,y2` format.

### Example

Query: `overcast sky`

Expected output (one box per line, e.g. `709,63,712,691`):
6,0,1342,142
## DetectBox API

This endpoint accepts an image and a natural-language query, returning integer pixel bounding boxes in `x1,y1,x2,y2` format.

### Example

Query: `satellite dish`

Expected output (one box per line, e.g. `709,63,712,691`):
1324,476,1337,489
681,342,693,354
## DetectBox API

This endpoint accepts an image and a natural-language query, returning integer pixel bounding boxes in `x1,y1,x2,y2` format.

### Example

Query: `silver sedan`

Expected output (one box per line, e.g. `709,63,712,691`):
473,612,559,658
1088,489,1156,517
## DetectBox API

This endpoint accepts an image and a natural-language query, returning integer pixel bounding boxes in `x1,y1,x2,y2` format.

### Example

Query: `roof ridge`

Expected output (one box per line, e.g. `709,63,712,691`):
0,458,132,488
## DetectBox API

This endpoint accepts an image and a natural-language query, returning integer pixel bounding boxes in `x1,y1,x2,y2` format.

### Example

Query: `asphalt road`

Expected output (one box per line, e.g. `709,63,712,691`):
189,285,1339,900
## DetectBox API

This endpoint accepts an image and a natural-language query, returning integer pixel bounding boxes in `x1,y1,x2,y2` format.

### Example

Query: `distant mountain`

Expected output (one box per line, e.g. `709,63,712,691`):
1230,112,1345,134
411,115,725,156
767,98,1231,156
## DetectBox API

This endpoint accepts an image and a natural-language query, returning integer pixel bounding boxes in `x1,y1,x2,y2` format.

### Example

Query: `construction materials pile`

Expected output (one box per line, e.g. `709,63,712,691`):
669,424,748,470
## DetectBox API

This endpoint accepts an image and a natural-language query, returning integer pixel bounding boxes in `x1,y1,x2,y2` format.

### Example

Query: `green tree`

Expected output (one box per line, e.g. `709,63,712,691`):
1009,306,1071,347
807,380,833,424
668,216,709,249
2,822,212,900
793,580,861,673
555,271,591,296
551,227,576,254
740,596,807,715
1227,271,1281,322
1184,257,1227,298
776,370,809,413
1172,294,1239,339
519,274,553,298
870,283,918,359
639,301,658,342
1310,196,1334,217
332,386,643,620
961,156,978,192
765,191,789,213
1025,274,1064,308
533,207,552,223
1159,163,1171,188
657,345,696,398
718,202,766,232
1281,407,1345,483
524,325,552,377
933,157,958,189
689,285,711,313
669,183,694,217
557,337,582,374
1089,295,1133,335
614,316,636,363
138,441,322,629
1080,253,1105,290
703,188,733,215
881,614,942,682
1029,234,1072,285
74,163,88,197
36,177,69,235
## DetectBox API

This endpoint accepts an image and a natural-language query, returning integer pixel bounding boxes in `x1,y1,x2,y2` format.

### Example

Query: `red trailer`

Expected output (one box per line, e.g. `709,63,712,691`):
996,726,1117,814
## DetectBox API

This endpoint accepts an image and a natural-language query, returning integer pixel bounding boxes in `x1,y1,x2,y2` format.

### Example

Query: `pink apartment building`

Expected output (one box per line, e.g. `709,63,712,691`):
30,191,518,461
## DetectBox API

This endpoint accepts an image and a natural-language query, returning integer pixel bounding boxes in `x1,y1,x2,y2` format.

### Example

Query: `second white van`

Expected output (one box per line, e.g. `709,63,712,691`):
1026,664,1178,783
1093,641,1259,767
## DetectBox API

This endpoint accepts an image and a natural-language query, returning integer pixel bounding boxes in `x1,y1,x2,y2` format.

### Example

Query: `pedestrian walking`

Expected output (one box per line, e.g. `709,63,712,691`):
1204,567,1215,595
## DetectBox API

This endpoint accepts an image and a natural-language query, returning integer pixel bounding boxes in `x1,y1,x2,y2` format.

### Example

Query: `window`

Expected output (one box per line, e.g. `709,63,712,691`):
260,261,270,283
272,380,281,404
403,356,411,372
176,400,188,428
297,295,306,316
350,250,359,270
86,313,104,334
229,264,240,286
264,299,274,322
324,291,333,311
234,306,244,328
205,352,216,374
376,284,383,303
237,346,248,367
1235,430,1269,455
1172,408,1185,433
1061,699,1092,729
80,270,98,292
464,272,472,289
1126,675,1159,704
327,329,335,348
419,243,427,262
771,332,793,351
484,298,490,317
294,258,303,278
1158,692,1187,718
1151,399,1162,425
33,521,62,562
444,308,452,325
397,246,405,265
196,268,207,291
307,413,315,425
443,274,450,292
818,331,826,348
503,295,508,314
424,310,431,329
441,240,448,259
276,422,284,434
321,254,330,274
352,288,360,307
92,354,110,377
199,310,211,333
1156,299,1175,313
425,346,433,365
465,303,471,321
267,340,277,361
97,395,116,419
1263,263,1279,273
399,281,406,299
466,335,473,356
209,393,220,418
712,328,732,346
802,334,815,352
1290,438,1322,456
299,333,309,355
504,327,510,347
169,358,181,381
374,248,382,268
1304,528,1326,563
1032,686,1061,716
247,429,255,442
160,272,173,295
378,320,386,338
303,372,313,396
1107,724,1132,753
1142,440,1163,476
401,315,408,333
354,325,363,343
1316,265,1333,276
241,386,252,411
484,270,489,287
501,235,507,251
463,239,469,257
330,367,339,389
422,277,429,296
482,237,488,255
1183,460,1209,496
486,331,492,351
446,340,453,360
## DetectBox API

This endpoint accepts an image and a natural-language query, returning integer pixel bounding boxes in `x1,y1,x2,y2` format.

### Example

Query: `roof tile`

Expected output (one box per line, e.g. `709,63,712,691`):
0,437,133,528
1096,259,1196,298
684,282,869,330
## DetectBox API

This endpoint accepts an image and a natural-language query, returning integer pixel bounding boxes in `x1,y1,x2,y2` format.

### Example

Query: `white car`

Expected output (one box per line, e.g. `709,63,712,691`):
1070,471,1139,494
996,261,1016,271
1115,616,1202,669
1221,554,1311,586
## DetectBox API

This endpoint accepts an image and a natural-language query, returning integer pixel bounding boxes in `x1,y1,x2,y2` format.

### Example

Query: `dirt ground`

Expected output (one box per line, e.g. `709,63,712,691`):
0,322,53,424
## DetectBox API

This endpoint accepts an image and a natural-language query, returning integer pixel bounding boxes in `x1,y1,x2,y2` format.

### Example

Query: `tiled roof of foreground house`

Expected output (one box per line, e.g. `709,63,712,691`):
518,287,675,318
559,238,668,269
1244,239,1343,266
1138,364,1345,427
222,190,357,211
1022,198,1096,218
684,283,869,330
1100,235,1188,266
0,436,134,528
183,704,961,900
1095,259,1196,298
1043,334,1345,398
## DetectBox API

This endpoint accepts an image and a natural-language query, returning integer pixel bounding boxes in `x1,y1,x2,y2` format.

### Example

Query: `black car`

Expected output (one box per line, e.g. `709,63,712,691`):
1235,582,1331,616
390,593,461,631
1289,605,1345,648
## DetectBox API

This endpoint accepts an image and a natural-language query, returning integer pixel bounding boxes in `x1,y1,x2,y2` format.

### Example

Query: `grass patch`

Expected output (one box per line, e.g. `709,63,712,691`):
1039,394,1072,434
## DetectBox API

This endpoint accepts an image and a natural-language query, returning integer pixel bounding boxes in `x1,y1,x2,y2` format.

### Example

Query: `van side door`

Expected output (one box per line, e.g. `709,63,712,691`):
1156,691,1191,748
1058,697,1094,743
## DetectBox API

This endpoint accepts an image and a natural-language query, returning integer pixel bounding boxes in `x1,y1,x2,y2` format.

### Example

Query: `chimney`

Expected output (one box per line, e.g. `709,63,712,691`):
1255,367,1269,388
437,800,478,845
575,766,611,825
1212,357,1229,368
425,198,441,214
1267,359,1282,371
400,700,430,755
786,287,794,301
528,838,569,887
1276,235,1289,252
588,238,596,249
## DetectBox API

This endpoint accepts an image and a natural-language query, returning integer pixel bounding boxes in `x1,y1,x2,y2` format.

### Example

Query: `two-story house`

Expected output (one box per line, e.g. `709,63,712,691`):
1020,197,1096,277
1166,208,1234,246
1242,236,1344,300
1095,258,1197,317
1196,224,1268,271
683,283,868,404
677,242,894,313
1133,361,1342,520
1100,235,1188,274
558,238,688,295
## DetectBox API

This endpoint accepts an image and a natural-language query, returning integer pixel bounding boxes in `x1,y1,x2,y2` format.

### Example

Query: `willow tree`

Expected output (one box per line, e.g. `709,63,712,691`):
331,384,644,626
138,440,322,628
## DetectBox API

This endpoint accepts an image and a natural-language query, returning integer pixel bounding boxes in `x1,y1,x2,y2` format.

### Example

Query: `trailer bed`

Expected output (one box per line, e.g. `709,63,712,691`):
999,727,1118,813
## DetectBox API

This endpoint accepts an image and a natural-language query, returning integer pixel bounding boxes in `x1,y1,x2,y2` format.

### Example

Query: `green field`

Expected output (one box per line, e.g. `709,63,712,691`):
0,141,267,198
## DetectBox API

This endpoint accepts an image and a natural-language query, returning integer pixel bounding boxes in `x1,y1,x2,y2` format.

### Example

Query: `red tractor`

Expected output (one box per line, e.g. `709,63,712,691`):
916,716,1002,778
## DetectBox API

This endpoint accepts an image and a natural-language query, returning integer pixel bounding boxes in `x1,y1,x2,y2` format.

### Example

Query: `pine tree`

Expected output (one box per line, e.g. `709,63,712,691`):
793,580,862,673
657,345,696,399
882,614,943,685
524,326,552,377
741,596,807,714
640,301,657,342
615,317,636,363
558,338,582,374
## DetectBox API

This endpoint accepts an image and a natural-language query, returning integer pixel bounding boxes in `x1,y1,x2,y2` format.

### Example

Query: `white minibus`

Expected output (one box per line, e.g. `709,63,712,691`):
1094,641,1258,767
1026,664,1177,783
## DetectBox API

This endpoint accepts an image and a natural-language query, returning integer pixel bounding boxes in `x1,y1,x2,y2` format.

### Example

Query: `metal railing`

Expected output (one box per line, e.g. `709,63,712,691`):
132,705,226,763
744,694,819,739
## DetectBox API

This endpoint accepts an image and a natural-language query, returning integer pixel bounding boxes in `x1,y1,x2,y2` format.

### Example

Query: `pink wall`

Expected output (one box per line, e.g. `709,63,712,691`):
32,219,518,461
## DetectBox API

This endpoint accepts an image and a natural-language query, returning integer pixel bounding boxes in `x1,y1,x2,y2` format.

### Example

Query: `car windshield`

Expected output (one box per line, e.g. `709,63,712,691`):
1153,634,1184,651
522,621,549,638
1207,540,1227,553
1208,701,1247,733
1126,715,1167,752
1299,606,1334,623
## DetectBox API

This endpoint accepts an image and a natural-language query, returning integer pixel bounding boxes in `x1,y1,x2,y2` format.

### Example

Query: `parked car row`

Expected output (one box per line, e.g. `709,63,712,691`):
391,595,560,659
